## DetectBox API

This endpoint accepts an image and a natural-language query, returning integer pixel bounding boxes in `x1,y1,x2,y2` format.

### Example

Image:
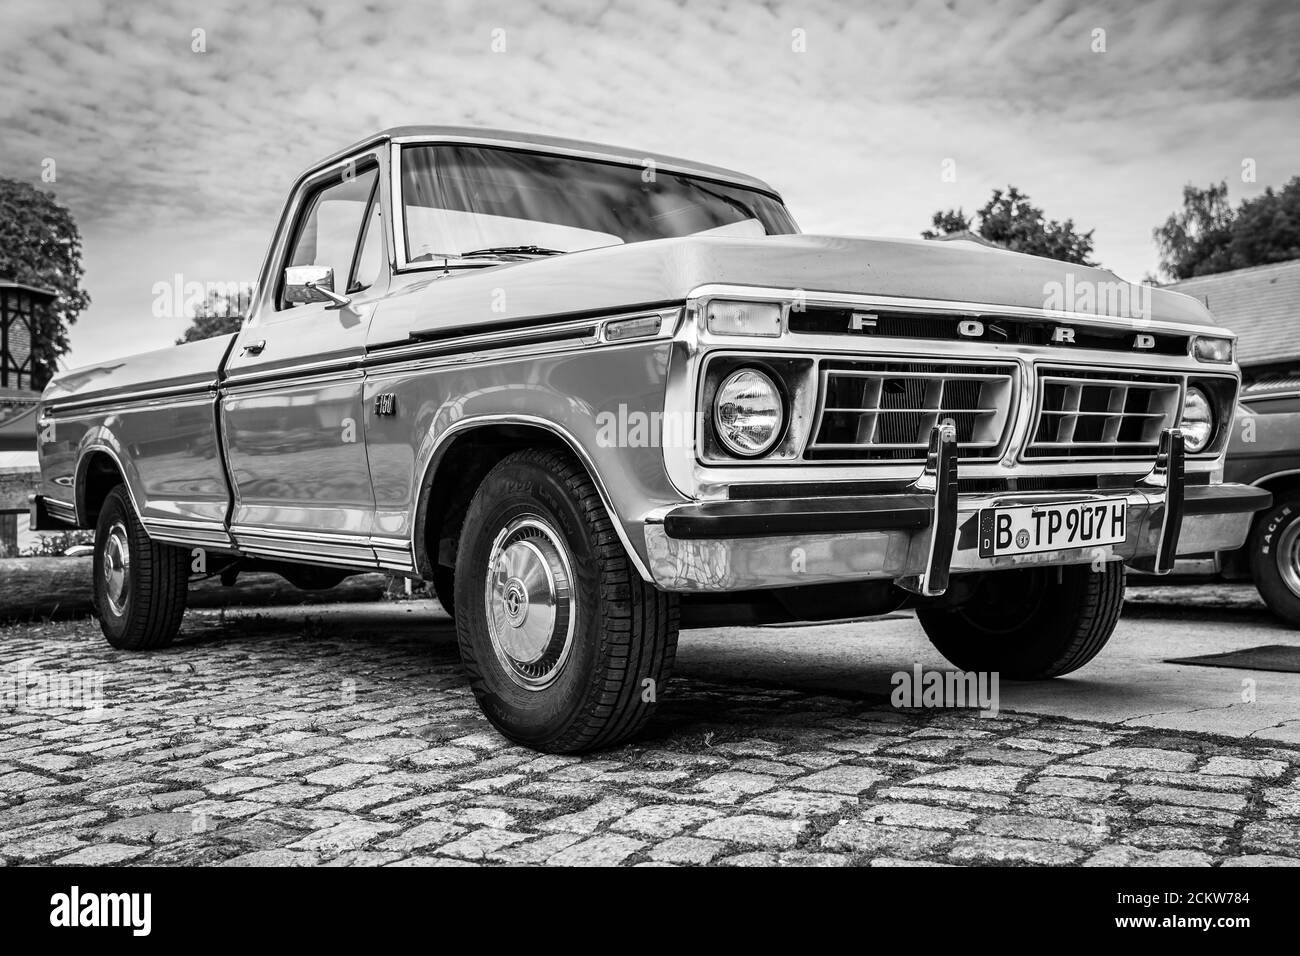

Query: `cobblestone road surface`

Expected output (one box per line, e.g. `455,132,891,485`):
2,605,1299,867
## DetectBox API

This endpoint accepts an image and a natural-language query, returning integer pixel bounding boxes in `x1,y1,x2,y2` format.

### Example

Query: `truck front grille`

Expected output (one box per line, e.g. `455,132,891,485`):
807,361,1016,461
1025,368,1181,459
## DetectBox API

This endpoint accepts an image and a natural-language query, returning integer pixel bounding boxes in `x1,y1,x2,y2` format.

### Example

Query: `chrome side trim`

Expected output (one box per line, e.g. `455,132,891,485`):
371,536,416,572
230,525,378,569
367,317,600,370
222,362,365,392
46,381,218,418
414,414,655,583
364,308,679,378
44,498,76,523
143,519,233,551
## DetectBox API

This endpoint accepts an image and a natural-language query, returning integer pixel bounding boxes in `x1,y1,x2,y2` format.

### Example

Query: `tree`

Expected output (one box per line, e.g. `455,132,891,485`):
1151,182,1235,280
923,208,973,236
923,186,1097,265
1152,177,1300,280
176,289,246,344
0,179,91,388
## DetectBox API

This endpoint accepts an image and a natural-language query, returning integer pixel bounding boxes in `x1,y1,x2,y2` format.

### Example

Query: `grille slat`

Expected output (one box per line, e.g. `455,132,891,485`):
1026,369,1180,459
808,361,1015,461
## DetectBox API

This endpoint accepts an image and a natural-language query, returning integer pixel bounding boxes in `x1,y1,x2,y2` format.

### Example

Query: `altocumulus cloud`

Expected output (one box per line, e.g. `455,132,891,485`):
0,0,1297,366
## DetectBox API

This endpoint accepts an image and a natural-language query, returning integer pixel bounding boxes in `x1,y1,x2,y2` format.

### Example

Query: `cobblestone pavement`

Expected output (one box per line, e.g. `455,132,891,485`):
2,606,1300,867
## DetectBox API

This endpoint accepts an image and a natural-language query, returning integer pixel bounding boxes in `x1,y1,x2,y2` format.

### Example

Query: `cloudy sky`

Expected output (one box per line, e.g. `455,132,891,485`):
2,0,1297,369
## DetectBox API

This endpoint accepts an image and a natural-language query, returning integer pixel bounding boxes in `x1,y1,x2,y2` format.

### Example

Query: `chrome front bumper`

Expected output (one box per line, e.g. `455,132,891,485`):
644,427,1271,593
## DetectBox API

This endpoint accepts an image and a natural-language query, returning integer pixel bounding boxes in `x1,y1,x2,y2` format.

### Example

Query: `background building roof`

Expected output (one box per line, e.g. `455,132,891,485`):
0,280,58,300
1169,259,1300,368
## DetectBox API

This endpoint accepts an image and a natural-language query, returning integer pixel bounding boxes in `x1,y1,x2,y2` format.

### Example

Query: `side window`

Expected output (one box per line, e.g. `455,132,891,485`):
349,190,384,294
279,164,379,309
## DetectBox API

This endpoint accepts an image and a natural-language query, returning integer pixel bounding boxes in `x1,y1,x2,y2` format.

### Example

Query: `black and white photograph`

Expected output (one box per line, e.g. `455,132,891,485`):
1,0,1297,927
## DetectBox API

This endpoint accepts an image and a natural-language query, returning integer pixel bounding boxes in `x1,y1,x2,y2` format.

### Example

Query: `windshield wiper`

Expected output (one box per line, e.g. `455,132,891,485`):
458,245,568,259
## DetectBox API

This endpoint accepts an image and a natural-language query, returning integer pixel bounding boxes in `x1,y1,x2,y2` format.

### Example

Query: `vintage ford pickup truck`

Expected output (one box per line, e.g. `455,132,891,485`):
30,126,1271,752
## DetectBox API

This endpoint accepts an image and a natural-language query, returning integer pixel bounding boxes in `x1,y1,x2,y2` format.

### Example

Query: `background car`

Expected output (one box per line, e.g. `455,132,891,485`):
1215,378,1300,626
1154,377,1300,625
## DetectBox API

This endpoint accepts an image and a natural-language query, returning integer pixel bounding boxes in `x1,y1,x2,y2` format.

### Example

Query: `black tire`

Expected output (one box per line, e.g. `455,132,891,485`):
454,448,678,753
1247,490,1300,628
93,485,189,650
916,563,1124,680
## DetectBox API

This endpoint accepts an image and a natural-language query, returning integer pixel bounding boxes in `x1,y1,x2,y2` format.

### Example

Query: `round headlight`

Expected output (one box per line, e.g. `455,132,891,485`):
1180,386,1214,453
713,368,784,457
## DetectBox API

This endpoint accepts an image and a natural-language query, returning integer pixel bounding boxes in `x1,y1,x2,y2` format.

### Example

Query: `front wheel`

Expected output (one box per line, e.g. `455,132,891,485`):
93,485,190,650
1247,490,1300,628
454,448,678,753
916,563,1124,679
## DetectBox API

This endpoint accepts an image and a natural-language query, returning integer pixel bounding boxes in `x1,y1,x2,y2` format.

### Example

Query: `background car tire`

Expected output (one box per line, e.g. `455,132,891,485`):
916,563,1124,680
1247,489,1300,628
454,448,679,753
93,485,190,650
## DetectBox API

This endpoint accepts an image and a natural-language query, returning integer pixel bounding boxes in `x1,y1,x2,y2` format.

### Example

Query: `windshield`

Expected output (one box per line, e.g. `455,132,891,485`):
399,144,797,264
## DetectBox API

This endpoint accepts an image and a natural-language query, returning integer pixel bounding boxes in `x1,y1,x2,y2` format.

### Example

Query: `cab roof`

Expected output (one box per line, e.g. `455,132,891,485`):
304,125,782,199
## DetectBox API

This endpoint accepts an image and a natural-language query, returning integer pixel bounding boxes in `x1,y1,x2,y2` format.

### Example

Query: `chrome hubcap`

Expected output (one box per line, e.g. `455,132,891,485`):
102,521,131,616
485,516,575,690
1278,519,1300,598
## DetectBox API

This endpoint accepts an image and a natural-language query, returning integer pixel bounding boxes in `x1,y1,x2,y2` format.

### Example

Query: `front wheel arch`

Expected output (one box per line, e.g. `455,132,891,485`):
413,420,608,584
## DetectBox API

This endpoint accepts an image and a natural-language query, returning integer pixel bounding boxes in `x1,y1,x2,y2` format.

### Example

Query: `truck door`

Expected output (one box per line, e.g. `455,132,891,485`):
220,156,388,568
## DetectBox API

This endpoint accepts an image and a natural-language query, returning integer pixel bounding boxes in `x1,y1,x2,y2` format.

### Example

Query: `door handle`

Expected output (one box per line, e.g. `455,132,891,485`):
241,339,266,356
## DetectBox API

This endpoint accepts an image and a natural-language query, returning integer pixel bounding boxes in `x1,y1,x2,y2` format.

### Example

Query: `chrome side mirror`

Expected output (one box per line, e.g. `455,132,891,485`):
284,264,351,309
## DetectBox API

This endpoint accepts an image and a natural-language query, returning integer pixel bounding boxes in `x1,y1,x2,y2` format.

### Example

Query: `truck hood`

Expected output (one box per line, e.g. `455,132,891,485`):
395,233,1224,341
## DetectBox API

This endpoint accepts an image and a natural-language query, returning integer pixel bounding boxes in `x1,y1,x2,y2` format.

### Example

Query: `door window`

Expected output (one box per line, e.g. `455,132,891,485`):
279,164,379,309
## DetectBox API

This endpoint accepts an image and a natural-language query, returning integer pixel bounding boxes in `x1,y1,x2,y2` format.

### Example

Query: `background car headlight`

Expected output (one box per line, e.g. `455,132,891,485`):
1179,386,1214,453
705,300,783,337
1193,336,1234,364
713,368,785,456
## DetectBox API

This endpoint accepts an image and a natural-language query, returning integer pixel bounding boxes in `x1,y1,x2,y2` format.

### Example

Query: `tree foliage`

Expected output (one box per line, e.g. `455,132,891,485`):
1153,177,1300,280
176,289,245,344
0,179,91,388
923,186,1097,266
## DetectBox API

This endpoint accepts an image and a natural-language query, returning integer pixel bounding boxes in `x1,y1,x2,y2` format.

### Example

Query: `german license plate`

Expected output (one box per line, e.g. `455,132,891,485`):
977,499,1128,558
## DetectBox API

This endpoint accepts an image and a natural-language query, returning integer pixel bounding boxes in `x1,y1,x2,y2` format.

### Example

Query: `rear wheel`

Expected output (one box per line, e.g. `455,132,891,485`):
916,563,1124,679
93,485,189,650
1248,490,1300,628
454,448,678,753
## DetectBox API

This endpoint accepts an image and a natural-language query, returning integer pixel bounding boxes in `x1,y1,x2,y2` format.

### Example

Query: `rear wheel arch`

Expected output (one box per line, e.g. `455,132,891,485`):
77,449,130,528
